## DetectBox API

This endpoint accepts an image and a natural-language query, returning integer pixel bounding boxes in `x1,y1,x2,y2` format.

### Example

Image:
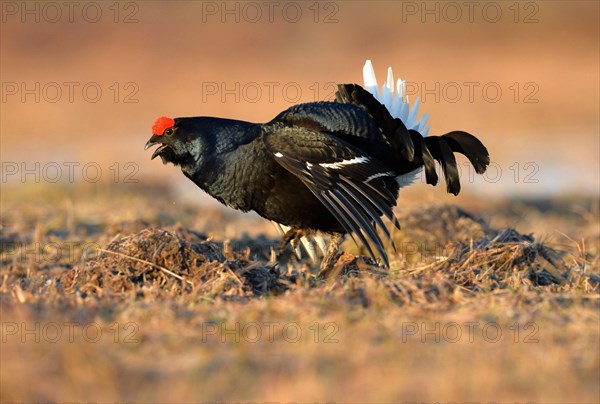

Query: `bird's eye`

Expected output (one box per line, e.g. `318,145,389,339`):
164,128,174,136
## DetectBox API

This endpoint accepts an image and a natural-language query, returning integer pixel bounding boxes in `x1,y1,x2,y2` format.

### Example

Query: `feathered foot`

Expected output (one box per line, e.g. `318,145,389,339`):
279,227,306,253
274,223,329,264
319,232,345,276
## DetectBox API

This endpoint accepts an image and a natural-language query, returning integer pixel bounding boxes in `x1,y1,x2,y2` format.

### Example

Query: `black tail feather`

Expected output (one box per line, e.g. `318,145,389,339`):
334,84,353,104
336,83,490,197
441,131,490,174
336,84,415,161
409,130,438,186
425,136,461,195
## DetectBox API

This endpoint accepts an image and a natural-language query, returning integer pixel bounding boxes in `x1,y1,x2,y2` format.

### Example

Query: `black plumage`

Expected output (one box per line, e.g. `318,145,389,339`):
145,84,490,269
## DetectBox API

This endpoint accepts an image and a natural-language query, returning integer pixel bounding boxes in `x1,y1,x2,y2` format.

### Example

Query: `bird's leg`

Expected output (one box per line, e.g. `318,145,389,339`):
278,227,305,253
319,232,345,275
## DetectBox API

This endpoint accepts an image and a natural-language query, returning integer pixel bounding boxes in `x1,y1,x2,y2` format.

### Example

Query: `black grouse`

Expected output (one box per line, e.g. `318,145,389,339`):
145,83,489,269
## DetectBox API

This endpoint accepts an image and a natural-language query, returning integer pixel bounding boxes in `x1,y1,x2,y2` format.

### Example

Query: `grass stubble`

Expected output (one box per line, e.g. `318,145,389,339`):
1,182,598,402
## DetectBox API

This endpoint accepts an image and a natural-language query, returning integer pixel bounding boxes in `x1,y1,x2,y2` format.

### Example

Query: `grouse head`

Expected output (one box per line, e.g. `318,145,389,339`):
144,116,209,168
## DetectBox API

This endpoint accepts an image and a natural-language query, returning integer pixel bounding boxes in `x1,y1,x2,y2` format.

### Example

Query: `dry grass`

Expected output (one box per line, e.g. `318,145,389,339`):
1,183,598,402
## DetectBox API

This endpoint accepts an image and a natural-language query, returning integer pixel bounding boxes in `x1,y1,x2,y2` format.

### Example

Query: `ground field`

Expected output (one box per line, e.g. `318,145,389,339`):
1,183,598,402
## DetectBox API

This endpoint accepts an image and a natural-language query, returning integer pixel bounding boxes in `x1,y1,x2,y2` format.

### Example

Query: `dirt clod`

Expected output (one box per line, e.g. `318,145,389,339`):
62,226,286,299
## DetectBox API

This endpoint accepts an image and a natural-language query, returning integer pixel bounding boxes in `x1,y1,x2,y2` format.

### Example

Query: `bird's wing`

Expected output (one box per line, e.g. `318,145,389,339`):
271,101,385,143
263,127,400,267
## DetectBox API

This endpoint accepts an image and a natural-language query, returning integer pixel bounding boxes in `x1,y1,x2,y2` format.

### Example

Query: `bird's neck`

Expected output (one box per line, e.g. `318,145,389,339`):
179,118,262,188
203,117,262,155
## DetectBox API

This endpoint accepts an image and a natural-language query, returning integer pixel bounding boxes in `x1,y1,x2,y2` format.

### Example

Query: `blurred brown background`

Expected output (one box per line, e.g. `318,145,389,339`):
1,1,598,198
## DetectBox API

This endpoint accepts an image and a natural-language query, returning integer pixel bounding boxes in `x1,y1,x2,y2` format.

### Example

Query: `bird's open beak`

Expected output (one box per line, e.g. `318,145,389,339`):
144,134,161,150
144,139,155,150
144,135,167,160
